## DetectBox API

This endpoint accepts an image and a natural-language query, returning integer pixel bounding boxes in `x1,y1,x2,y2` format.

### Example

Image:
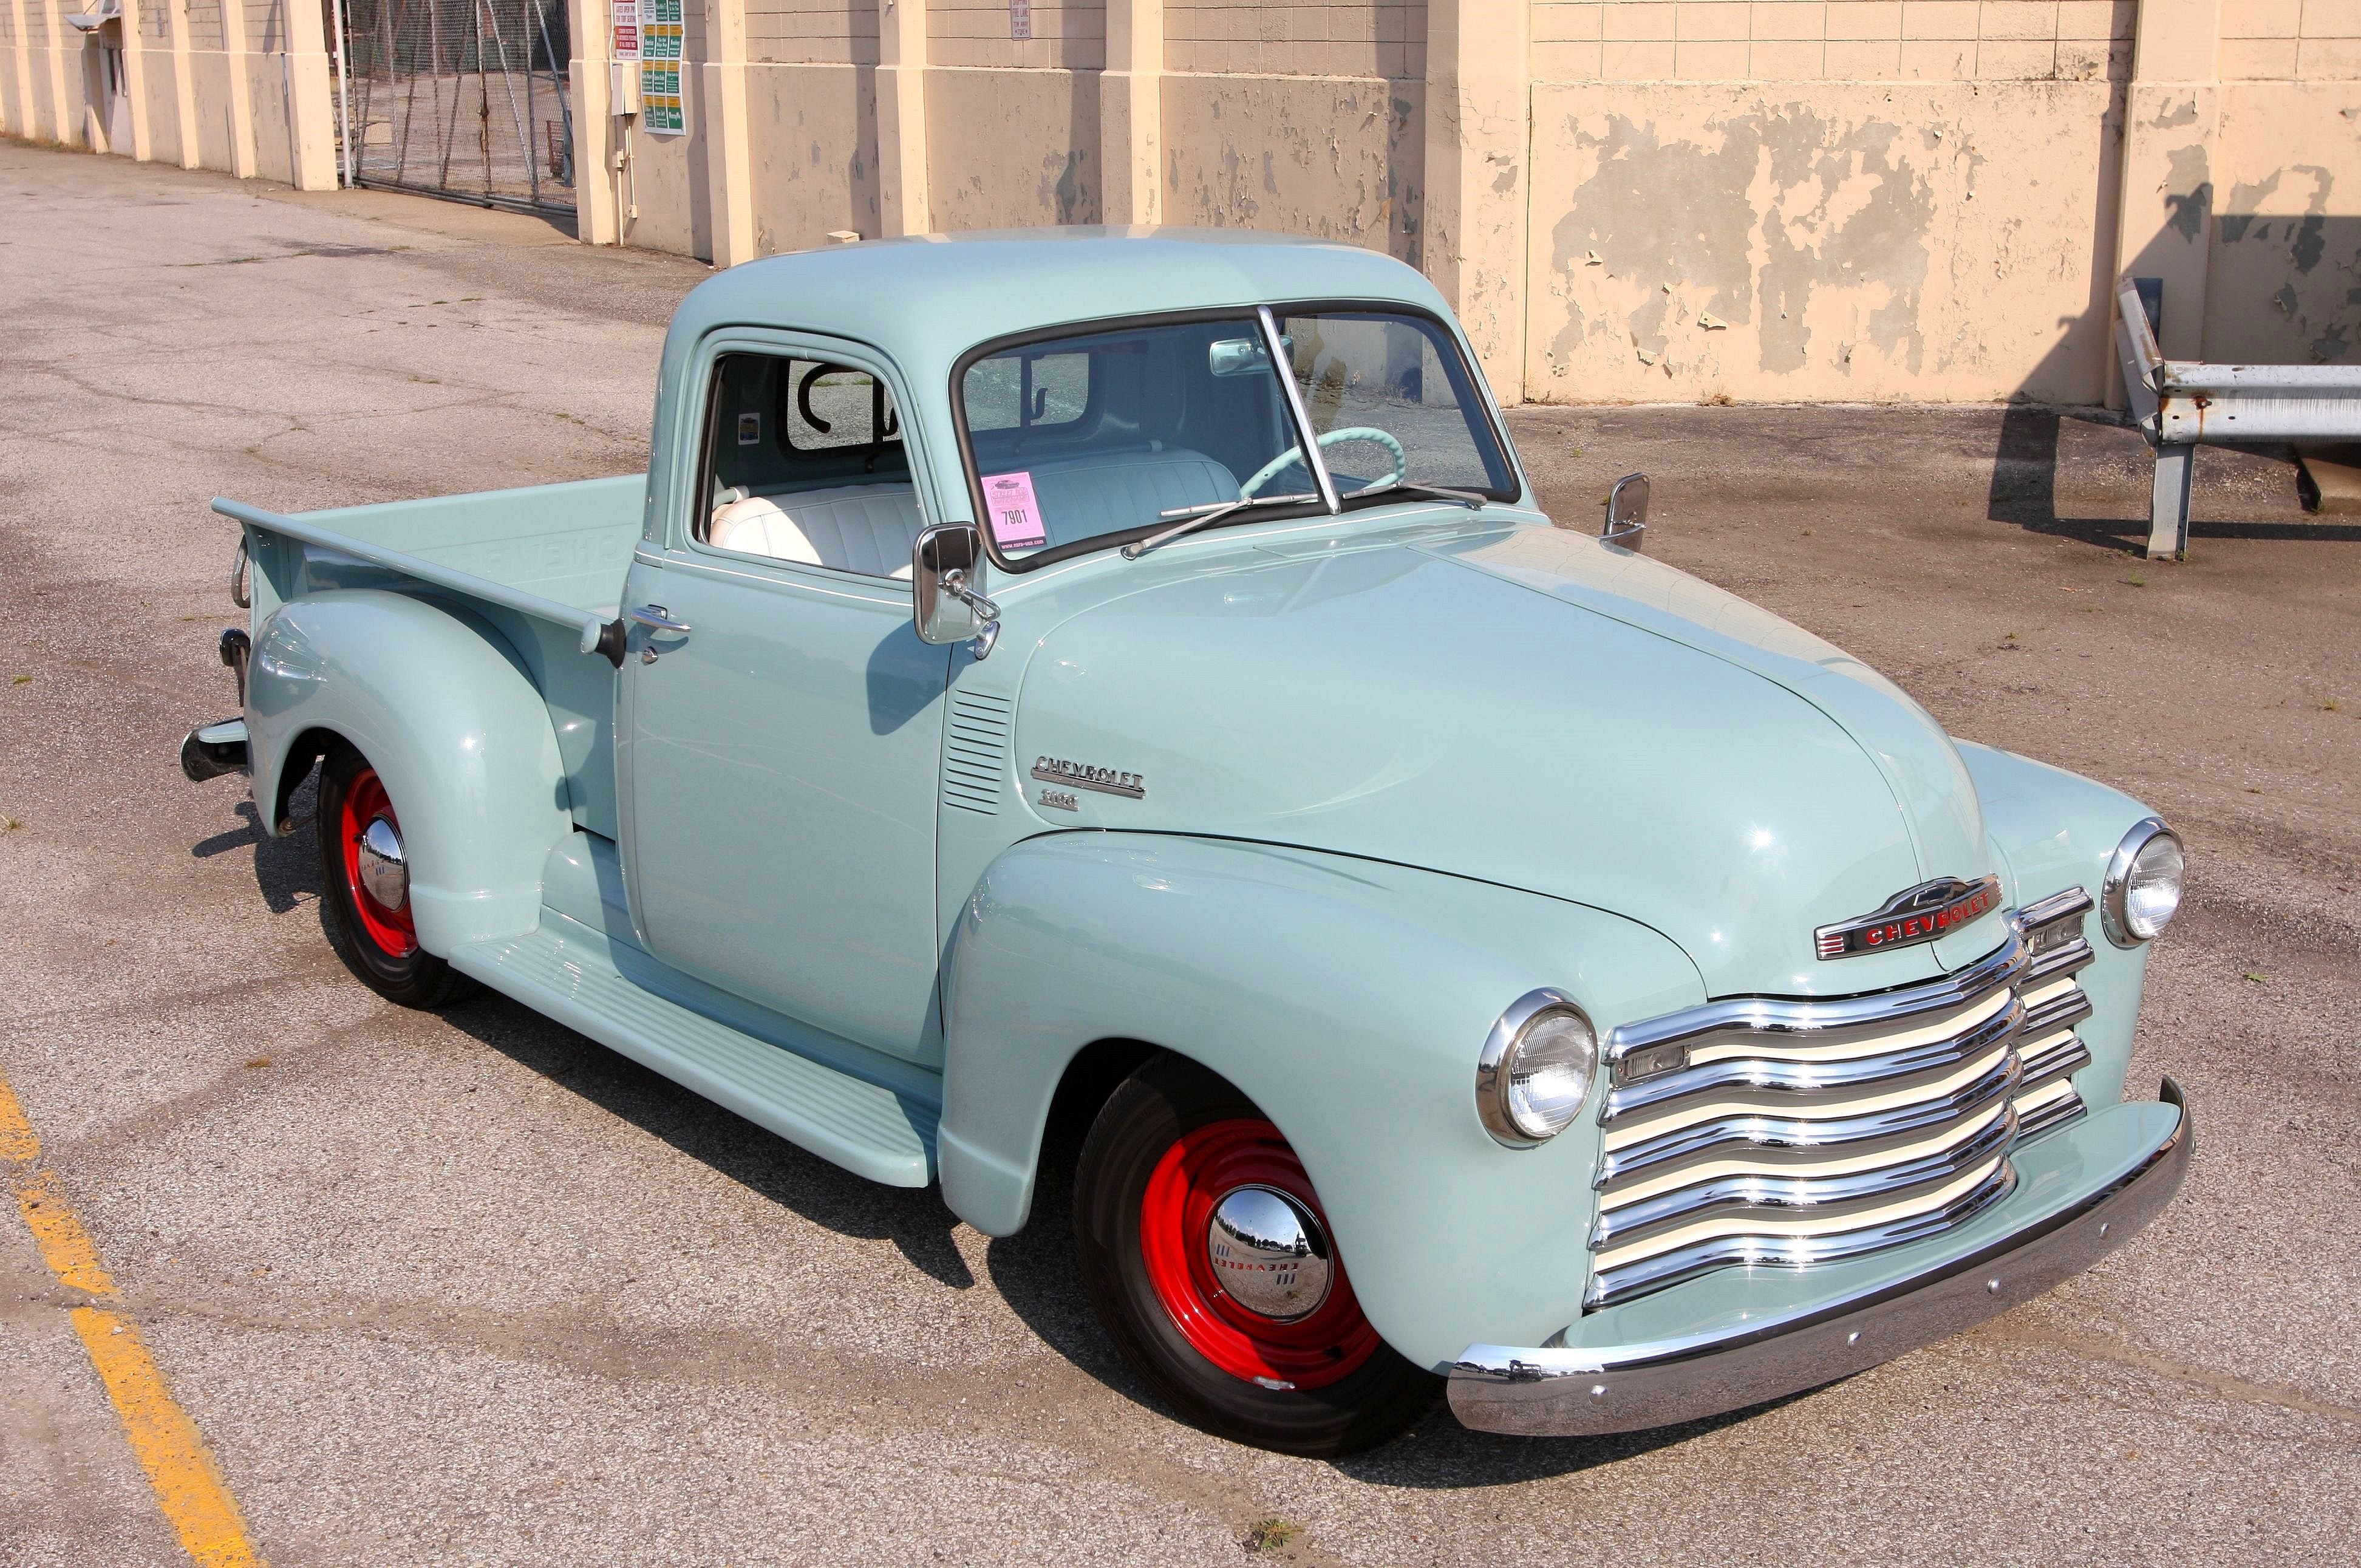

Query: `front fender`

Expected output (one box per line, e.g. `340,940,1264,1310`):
937,832,1705,1371
248,590,572,955
1958,741,2161,1110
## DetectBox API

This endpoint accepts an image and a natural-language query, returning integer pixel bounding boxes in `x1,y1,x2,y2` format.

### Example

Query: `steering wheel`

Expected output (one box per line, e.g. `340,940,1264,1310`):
1239,426,1408,499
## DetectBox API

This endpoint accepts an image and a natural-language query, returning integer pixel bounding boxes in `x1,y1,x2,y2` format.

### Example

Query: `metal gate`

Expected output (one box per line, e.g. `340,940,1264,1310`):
336,0,575,216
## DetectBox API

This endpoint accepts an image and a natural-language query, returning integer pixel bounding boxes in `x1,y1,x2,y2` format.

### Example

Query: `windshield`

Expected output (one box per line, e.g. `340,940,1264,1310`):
956,307,1518,568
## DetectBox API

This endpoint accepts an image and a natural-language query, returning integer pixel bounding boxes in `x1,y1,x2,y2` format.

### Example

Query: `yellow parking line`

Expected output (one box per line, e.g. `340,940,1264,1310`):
1,1071,265,1568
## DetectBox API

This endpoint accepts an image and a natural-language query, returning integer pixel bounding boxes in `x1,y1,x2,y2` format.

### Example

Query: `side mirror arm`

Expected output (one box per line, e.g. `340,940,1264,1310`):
913,523,1002,658
938,566,1000,627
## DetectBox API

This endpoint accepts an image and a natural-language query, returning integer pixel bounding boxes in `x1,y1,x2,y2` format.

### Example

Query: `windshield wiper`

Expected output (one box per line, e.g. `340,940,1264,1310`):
1343,477,1489,510
1120,491,1320,560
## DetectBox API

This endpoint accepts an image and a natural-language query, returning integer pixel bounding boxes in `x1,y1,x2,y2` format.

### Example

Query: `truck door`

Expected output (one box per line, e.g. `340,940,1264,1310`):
616,341,953,1065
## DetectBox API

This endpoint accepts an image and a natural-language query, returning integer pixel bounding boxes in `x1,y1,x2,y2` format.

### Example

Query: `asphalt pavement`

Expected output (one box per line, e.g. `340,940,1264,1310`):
3,140,2357,1566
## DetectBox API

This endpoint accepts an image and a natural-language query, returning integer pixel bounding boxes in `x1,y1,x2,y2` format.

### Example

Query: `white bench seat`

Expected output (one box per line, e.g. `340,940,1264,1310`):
709,483,926,579
704,448,1241,576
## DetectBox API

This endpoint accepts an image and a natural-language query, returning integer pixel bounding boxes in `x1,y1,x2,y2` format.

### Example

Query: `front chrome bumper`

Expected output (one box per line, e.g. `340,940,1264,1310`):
1448,1079,2192,1437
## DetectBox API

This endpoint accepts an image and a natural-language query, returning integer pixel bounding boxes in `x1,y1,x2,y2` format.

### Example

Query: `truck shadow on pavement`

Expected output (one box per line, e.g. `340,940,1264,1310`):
194,797,319,915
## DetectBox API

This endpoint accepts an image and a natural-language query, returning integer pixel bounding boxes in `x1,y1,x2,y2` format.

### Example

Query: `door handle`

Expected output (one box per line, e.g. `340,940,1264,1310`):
628,605,691,633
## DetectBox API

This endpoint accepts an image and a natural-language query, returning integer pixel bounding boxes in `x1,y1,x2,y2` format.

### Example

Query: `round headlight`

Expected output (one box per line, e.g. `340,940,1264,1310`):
1477,992,1598,1146
2103,818,2184,947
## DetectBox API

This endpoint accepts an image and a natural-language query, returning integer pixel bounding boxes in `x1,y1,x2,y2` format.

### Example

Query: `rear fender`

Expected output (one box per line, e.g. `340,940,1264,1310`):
938,832,1705,1371
248,590,573,955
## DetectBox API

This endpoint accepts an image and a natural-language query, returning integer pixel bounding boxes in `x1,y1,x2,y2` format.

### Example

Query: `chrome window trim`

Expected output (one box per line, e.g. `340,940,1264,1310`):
1476,988,1591,1148
1257,304,1343,517
945,297,1518,575
2102,816,2181,949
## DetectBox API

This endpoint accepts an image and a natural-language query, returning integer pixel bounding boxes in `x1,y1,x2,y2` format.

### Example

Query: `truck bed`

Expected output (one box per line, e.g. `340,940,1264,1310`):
219,474,647,837
231,474,649,619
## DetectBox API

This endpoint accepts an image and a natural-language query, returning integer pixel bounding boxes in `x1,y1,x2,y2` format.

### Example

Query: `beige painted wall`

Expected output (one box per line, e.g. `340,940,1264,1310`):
1526,81,2127,403
12,0,2356,405
0,0,331,186
1160,73,1422,259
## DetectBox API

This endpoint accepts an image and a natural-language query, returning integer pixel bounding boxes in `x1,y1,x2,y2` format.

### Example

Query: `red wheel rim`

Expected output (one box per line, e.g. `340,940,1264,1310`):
338,765,417,958
1139,1117,1382,1391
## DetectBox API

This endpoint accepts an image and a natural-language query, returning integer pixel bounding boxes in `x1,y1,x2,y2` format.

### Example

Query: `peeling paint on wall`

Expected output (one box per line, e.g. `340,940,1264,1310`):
1162,77,1422,267
2206,86,2361,367
744,70,882,254
928,70,1102,231
2163,144,2212,240
1528,84,2119,404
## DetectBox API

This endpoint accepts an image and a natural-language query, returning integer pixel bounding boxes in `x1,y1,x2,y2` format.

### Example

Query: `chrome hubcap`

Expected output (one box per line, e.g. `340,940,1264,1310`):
1205,1185,1331,1321
355,815,408,911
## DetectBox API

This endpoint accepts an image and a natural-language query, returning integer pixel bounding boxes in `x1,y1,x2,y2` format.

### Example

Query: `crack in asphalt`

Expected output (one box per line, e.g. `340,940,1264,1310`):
1978,1323,2361,1435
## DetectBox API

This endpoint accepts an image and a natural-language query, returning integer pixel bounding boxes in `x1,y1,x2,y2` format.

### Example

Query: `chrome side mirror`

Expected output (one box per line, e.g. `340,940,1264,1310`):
1603,472,1649,551
913,523,1000,654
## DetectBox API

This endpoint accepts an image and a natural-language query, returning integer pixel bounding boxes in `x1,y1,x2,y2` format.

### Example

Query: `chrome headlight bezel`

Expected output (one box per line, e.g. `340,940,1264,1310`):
1476,989,1598,1147
2102,816,2184,948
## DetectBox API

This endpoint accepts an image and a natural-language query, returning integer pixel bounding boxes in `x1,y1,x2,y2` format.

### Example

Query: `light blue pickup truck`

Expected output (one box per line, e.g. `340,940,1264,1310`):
182,230,2192,1455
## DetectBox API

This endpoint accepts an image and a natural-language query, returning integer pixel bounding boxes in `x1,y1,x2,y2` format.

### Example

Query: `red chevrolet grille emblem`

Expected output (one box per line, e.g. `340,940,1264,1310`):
1814,876,2001,961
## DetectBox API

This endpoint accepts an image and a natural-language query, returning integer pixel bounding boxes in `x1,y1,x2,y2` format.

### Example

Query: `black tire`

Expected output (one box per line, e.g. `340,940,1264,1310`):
316,741,480,1011
1073,1054,1441,1456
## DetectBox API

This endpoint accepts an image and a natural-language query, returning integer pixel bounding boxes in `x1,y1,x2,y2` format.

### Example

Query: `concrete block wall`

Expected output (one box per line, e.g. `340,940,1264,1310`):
0,0,335,188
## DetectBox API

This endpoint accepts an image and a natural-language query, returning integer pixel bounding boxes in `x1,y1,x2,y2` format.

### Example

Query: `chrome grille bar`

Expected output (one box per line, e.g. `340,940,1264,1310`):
1596,1038,2022,1190
1601,997,2023,1125
1587,1158,2020,1310
1592,1101,2020,1253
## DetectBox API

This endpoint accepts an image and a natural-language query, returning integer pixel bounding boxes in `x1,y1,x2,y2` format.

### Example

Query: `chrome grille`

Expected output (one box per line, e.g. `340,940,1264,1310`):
2011,887,2097,1144
1586,890,2097,1311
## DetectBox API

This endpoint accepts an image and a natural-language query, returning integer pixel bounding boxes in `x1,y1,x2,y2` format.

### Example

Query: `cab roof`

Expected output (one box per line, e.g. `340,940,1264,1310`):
649,227,1475,534
666,227,1454,381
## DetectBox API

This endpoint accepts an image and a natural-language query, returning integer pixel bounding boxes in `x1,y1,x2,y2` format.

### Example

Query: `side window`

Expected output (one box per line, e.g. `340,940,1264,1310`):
700,352,926,581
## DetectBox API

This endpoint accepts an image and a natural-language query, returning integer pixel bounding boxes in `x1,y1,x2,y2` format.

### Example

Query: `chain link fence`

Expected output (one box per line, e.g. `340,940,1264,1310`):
338,0,575,216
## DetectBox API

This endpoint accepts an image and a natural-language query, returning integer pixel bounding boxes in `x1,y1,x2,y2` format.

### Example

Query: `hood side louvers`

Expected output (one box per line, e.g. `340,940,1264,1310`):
943,690,1015,816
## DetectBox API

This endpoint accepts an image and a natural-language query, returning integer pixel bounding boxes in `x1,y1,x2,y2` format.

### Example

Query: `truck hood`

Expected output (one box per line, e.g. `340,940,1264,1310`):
1008,522,2000,998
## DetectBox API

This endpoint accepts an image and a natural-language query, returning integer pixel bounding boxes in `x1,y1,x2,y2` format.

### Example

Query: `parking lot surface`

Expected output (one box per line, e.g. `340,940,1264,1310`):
3,141,2358,1566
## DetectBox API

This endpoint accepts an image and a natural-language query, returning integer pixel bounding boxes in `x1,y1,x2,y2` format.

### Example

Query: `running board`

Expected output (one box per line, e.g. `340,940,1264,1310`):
449,913,938,1187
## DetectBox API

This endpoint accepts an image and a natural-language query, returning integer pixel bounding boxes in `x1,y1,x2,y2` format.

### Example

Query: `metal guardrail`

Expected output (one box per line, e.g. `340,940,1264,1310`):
2114,278,2361,559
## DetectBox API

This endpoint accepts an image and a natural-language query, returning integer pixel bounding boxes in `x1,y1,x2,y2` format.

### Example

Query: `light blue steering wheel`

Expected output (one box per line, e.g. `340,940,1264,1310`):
1239,425,1408,499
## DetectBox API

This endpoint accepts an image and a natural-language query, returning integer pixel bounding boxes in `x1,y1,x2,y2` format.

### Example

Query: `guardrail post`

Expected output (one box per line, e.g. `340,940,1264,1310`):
2147,445,2191,561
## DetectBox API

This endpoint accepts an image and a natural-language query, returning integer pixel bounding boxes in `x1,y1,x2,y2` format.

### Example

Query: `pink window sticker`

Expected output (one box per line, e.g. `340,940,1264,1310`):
982,471,1047,550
